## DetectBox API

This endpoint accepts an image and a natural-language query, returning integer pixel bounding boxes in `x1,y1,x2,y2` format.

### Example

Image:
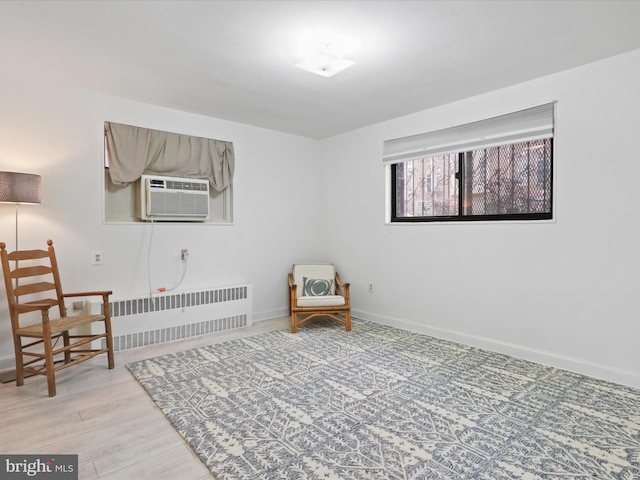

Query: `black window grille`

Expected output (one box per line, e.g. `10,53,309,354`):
391,138,552,222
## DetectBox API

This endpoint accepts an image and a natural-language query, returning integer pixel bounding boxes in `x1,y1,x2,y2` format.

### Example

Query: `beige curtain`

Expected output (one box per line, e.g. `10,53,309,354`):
104,122,234,192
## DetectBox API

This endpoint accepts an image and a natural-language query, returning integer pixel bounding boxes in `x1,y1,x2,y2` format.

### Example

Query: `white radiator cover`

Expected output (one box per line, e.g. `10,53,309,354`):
90,284,252,351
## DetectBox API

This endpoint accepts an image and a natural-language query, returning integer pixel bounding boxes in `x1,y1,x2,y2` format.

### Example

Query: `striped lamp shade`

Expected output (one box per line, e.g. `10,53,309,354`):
0,172,41,204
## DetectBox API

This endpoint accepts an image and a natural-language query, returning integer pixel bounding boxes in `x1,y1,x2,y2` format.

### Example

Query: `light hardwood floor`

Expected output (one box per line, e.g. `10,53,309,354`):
0,317,290,479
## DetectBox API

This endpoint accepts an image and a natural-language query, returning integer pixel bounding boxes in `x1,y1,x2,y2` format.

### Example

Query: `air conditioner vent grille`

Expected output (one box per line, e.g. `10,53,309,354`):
139,175,210,222
159,180,208,191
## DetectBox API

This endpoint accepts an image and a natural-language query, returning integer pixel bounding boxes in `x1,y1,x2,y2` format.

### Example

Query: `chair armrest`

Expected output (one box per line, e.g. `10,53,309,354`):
335,272,350,303
288,273,297,313
14,303,53,312
13,302,56,329
288,273,298,296
61,290,112,298
61,291,112,309
335,272,350,290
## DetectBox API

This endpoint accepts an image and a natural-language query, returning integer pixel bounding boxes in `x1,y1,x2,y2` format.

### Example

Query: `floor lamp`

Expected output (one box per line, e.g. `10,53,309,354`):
0,171,41,384
0,171,42,252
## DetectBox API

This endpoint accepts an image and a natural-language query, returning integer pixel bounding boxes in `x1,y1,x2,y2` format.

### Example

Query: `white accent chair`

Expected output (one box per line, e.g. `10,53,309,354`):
288,264,351,333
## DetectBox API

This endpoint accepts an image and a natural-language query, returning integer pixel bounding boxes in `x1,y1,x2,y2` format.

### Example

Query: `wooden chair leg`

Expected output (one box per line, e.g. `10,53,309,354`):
103,296,115,369
291,312,298,333
63,331,71,364
13,335,24,387
345,311,352,331
104,320,115,369
42,333,57,397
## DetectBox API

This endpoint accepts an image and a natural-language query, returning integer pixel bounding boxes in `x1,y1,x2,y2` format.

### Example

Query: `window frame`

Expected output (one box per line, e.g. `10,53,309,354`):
389,139,554,223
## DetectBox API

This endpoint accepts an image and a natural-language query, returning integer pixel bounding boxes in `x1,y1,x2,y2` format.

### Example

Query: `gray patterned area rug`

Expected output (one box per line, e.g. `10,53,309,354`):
126,319,640,479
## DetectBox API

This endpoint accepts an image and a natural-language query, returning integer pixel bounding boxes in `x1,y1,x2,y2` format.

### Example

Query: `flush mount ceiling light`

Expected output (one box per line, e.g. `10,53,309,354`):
295,48,356,77
294,32,358,77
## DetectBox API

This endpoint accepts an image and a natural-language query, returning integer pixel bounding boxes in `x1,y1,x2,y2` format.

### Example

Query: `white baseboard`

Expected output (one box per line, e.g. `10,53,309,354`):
353,309,640,390
253,308,289,323
0,356,13,375
5,309,636,390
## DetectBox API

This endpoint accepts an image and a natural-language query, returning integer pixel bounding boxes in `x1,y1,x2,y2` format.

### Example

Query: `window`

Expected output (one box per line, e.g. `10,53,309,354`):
385,104,554,223
103,122,234,223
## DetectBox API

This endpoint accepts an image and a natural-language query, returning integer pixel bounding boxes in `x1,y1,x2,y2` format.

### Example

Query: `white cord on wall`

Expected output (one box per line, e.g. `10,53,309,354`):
146,219,189,298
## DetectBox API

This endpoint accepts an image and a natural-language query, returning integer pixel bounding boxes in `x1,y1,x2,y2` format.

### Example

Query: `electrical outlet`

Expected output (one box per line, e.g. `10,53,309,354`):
91,250,103,265
368,283,374,293
181,249,189,261
72,301,84,311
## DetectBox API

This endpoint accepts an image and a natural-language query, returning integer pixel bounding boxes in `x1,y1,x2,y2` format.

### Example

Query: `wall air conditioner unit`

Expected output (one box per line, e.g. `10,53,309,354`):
138,175,209,222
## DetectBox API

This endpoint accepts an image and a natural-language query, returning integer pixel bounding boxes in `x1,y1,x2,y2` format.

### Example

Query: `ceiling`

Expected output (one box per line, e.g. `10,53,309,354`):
2,1,640,139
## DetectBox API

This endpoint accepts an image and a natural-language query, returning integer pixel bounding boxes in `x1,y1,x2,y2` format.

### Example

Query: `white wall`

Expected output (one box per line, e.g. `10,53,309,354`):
319,48,640,388
0,76,323,367
2,48,640,389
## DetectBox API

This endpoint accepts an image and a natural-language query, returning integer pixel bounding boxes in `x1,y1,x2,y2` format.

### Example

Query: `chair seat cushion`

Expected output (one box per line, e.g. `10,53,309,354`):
297,295,345,307
16,314,106,337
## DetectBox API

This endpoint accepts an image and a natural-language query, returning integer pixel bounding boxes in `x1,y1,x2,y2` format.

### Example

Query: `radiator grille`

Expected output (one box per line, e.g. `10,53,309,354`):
95,285,252,352
106,286,248,317
110,314,247,351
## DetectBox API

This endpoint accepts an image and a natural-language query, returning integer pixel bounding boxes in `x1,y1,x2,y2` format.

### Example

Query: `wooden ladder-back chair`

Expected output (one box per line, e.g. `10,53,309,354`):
288,264,351,333
0,239,114,397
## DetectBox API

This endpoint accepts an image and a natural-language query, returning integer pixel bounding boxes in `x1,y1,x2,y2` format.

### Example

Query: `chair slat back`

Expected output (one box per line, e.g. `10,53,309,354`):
14,281,58,297
6,249,50,261
11,265,53,280
0,241,66,330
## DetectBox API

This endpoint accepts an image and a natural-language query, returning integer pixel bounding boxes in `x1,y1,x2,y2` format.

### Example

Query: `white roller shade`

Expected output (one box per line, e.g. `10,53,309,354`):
383,103,555,165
